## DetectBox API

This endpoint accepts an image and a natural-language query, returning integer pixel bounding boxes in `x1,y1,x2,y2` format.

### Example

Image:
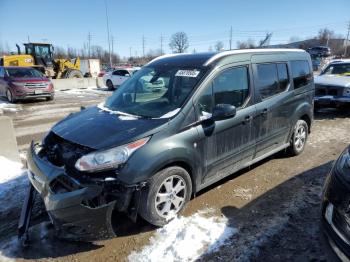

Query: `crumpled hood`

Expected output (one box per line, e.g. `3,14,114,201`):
51,106,169,150
315,75,350,87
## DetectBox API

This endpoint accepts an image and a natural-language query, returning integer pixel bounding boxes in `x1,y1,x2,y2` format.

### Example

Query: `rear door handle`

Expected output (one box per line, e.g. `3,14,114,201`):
261,108,268,116
243,115,253,124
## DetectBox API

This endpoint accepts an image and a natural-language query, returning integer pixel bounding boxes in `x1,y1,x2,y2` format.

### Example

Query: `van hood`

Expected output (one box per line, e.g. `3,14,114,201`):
51,106,169,150
315,75,350,87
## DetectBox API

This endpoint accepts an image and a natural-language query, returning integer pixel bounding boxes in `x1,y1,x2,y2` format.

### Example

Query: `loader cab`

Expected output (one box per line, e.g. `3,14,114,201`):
24,43,54,68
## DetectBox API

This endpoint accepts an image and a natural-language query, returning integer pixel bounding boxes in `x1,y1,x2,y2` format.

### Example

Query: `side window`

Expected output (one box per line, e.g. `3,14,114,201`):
256,64,279,100
112,70,120,76
0,68,4,78
256,63,289,100
277,63,289,92
291,60,312,89
119,70,129,76
196,66,249,118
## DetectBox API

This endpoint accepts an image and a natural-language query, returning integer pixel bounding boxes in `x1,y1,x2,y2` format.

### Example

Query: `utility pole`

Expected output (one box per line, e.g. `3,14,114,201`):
229,26,233,50
87,32,92,58
111,35,114,65
160,34,163,55
344,21,350,57
27,35,30,43
104,0,112,68
142,35,145,57
129,47,132,58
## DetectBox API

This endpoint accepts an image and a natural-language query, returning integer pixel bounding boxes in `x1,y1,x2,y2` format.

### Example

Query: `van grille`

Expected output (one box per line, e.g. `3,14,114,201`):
315,85,343,97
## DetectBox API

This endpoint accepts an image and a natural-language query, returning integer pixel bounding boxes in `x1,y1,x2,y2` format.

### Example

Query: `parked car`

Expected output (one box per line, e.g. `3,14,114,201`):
103,67,139,90
322,145,350,260
307,46,331,57
0,66,54,103
21,49,314,240
314,61,350,109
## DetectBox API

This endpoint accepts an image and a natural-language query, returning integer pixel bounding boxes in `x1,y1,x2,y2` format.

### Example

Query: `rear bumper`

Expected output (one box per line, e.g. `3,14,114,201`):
315,95,350,108
26,142,138,240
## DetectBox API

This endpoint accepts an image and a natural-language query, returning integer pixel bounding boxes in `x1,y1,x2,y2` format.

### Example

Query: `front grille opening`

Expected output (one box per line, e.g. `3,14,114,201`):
50,175,82,194
43,131,93,168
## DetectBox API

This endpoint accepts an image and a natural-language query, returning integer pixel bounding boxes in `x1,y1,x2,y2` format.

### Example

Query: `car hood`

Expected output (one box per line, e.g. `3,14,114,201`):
9,77,49,82
315,75,350,87
51,106,169,150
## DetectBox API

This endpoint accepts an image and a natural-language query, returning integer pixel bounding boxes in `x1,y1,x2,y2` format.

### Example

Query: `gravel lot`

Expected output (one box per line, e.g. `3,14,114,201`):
0,89,349,261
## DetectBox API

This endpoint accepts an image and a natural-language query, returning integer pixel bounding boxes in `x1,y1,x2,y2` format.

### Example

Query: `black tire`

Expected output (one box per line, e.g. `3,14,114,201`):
106,80,114,91
288,119,308,156
6,89,16,103
64,69,83,78
138,166,192,226
46,95,54,101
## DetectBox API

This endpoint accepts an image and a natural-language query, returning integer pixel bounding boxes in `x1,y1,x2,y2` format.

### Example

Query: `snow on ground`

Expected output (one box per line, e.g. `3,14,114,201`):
0,100,21,113
128,209,236,262
59,86,111,96
0,156,27,213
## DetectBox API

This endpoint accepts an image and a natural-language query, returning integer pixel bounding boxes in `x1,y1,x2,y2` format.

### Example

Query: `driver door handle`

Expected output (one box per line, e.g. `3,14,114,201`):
261,108,268,116
243,115,253,124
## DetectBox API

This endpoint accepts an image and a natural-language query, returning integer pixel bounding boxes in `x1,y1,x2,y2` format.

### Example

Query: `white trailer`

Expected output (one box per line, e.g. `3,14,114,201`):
80,59,101,78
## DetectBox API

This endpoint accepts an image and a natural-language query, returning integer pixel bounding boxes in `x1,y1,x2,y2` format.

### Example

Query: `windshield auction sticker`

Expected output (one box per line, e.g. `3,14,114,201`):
175,70,200,78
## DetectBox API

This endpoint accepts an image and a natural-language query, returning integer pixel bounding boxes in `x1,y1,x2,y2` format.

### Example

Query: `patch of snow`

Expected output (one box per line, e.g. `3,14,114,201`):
128,210,236,262
0,156,27,213
0,100,21,113
60,86,111,95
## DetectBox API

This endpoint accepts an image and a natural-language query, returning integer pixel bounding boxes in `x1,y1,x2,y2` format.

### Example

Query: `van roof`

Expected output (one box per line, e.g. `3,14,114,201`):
147,48,306,67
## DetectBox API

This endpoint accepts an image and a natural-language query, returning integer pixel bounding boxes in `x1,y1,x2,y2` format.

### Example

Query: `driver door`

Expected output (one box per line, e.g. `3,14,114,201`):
194,65,256,185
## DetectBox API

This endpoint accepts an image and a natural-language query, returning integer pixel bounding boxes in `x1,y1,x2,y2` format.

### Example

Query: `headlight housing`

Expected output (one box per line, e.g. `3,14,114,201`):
75,137,150,172
11,82,26,87
338,148,350,170
343,87,350,97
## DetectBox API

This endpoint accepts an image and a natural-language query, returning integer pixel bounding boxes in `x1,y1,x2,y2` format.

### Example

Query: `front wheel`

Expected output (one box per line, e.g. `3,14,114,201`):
288,119,308,156
6,89,16,103
138,166,192,226
106,80,114,91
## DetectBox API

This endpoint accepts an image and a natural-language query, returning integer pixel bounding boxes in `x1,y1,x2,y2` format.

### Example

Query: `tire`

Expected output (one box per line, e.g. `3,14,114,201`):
106,80,114,91
138,166,192,226
6,89,16,103
288,119,308,156
46,95,54,101
64,69,83,78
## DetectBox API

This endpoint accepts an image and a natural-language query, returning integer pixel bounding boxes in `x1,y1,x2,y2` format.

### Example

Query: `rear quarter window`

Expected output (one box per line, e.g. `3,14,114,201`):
291,60,312,89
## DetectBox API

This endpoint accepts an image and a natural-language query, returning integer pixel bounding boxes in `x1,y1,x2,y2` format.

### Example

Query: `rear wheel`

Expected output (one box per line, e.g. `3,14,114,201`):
138,166,192,226
6,89,16,103
288,119,308,156
106,80,114,91
64,69,83,78
46,95,54,101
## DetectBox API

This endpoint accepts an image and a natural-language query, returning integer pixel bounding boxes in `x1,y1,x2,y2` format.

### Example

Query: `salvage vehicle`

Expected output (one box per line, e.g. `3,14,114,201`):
307,46,331,57
19,49,314,241
322,145,350,260
314,60,350,109
0,66,54,103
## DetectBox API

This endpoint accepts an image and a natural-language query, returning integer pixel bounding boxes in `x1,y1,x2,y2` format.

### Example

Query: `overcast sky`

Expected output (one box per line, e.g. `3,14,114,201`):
0,0,349,58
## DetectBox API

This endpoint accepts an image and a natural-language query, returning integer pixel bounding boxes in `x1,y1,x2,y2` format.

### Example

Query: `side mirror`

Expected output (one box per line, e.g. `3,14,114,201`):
212,104,236,121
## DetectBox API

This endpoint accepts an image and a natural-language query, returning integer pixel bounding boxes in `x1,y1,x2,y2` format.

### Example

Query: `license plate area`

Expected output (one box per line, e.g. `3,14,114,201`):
34,90,44,94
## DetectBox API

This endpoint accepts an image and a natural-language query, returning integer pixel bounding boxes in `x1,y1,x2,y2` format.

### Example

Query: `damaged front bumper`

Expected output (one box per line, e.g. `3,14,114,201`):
314,95,350,108
22,142,144,241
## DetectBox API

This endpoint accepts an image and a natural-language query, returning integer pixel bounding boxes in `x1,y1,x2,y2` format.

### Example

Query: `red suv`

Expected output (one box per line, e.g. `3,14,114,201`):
0,66,54,103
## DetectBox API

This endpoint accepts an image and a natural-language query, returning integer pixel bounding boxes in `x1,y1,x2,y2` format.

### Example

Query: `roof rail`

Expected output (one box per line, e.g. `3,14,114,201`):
203,48,305,66
145,53,190,66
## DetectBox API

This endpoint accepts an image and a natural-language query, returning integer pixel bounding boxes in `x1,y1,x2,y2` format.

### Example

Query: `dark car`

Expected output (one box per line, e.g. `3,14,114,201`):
20,49,314,240
307,46,331,57
322,145,350,261
0,66,54,103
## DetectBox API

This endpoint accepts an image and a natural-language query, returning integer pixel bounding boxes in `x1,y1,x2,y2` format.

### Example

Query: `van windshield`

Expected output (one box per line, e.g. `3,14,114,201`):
104,65,207,118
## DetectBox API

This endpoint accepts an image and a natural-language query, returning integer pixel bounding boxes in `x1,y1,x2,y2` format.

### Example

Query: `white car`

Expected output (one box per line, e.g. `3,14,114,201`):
103,68,139,90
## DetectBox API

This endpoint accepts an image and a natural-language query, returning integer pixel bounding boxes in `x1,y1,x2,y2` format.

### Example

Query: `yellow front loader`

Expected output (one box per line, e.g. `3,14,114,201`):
0,43,83,78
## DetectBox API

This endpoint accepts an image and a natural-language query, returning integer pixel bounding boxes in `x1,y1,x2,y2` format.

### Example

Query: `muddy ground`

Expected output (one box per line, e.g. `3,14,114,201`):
0,89,349,261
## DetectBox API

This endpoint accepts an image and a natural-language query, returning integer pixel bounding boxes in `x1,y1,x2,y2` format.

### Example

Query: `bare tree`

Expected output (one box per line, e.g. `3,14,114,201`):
214,41,224,51
169,32,189,53
318,28,334,45
259,32,273,47
237,38,256,49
